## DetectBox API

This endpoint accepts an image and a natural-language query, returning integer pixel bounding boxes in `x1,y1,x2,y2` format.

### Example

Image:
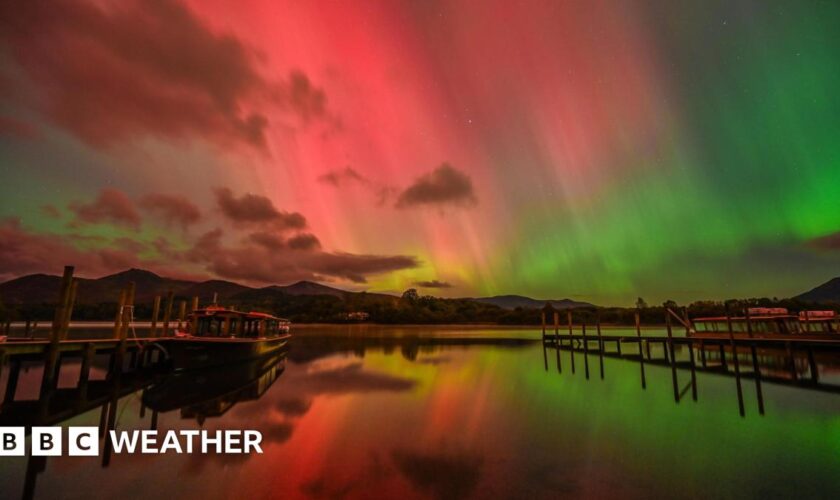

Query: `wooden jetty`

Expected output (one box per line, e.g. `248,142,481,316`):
541,307,840,417
0,266,198,426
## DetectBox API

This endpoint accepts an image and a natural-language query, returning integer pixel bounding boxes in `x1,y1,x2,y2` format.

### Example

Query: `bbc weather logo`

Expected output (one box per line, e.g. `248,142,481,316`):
1,427,263,456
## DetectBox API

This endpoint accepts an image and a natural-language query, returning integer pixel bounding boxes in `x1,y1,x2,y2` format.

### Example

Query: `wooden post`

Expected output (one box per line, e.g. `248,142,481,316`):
750,342,764,415
541,311,546,339
542,342,548,371
582,321,589,380
114,283,135,377
687,341,697,401
729,327,745,417
78,343,95,400
161,289,174,337
112,289,127,340
596,312,604,380
567,310,575,374
554,312,561,373
61,279,78,340
177,300,186,331
190,297,199,334
666,310,679,402
807,348,818,383
683,307,691,336
635,310,646,389
744,307,753,338
150,295,161,338
43,266,74,394
4,358,21,404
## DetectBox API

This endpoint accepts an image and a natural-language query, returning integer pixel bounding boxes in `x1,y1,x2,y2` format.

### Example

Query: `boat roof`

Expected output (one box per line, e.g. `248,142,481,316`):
191,306,289,322
694,315,798,322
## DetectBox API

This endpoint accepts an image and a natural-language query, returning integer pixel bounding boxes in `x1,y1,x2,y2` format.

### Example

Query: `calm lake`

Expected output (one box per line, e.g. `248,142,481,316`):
1,325,839,499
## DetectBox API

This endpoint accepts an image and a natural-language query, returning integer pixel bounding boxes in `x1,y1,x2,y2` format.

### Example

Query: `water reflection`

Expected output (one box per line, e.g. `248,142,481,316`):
542,337,840,417
1,333,839,499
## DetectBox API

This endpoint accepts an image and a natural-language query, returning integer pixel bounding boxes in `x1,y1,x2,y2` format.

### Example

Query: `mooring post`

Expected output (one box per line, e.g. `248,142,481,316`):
554,311,561,372
635,310,646,389
190,297,199,334
177,300,186,331
4,357,21,404
750,342,764,415
112,289,127,340
161,289,174,337
807,347,818,383
112,283,134,378
78,343,95,401
786,342,797,381
687,340,697,401
542,341,548,371
728,328,745,417
60,279,78,340
541,311,546,340
567,310,575,374
582,321,590,380
42,266,74,395
150,295,161,338
596,312,604,380
666,311,679,402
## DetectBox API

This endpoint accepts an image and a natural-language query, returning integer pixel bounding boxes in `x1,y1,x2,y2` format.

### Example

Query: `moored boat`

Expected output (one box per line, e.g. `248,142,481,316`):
166,306,291,370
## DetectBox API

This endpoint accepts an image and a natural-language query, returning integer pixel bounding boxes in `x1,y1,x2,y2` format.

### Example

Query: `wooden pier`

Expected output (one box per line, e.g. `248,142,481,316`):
541,307,840,416
0,266,193,431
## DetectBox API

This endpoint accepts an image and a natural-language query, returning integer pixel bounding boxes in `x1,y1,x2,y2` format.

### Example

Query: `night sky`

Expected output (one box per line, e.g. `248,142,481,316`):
1,0,839,304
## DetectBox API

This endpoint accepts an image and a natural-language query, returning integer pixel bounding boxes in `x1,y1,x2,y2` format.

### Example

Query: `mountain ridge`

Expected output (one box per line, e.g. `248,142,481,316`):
0,268,595,309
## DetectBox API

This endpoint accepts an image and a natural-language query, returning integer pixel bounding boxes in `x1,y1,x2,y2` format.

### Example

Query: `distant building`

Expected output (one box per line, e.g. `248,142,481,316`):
344,311,370,321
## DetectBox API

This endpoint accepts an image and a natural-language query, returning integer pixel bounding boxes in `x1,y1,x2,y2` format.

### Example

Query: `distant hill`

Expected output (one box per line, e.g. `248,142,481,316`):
0,270,388,306
179,280,254,302
470,295,593,310
271,280,349,298
0,268,592,311
796,277,840,303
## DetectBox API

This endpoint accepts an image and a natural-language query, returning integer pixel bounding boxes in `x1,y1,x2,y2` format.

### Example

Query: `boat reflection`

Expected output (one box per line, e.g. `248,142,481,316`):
7,350,288,500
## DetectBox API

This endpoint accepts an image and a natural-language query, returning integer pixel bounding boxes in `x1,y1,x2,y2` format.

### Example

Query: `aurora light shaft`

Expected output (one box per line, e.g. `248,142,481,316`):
1,0,839,304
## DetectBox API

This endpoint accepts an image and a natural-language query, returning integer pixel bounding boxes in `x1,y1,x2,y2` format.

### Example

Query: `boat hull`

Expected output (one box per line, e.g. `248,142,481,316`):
165,334,291,370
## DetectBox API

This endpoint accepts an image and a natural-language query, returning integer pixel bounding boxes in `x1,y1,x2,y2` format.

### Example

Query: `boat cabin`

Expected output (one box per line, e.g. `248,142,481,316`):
187,307,290,338
799,310,838,333
693,307,800,335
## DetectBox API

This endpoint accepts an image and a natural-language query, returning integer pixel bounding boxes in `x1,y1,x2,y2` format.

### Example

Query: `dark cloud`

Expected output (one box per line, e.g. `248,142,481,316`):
809,232,840,251
392,449,483,499
139,193,201,228
396,164,477,209
184,227,417,284
214,187,306,229
0,0,331,150
2,186,418,286
319,166,398,206
282,71,327,123
414,280,453,289
69,188,142,228
0,218,135,281
318,167,367,187
248,231,286,250
247,231,321,251
287,233,321,251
